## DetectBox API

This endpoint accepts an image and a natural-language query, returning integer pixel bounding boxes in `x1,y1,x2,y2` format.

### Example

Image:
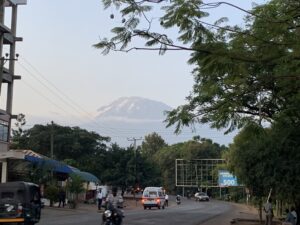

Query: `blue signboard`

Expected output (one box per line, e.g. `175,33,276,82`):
218,170,238,186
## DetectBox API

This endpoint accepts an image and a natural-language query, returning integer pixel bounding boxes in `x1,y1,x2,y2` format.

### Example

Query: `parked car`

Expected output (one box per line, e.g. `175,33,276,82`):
194,192,210,201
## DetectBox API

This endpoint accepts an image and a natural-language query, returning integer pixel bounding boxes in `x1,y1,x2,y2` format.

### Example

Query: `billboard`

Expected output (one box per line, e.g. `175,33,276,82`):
218,170,238,187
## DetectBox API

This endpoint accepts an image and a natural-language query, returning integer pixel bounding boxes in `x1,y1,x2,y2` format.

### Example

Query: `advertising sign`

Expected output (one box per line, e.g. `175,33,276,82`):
218,170,238,186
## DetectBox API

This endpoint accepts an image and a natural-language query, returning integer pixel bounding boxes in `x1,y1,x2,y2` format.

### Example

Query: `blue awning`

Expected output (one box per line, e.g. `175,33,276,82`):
72,171,100,183
25,155,73,174
24,155,100,182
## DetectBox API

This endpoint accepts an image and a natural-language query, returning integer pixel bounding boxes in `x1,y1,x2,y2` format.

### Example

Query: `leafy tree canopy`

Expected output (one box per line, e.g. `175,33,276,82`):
141,132,167,158
95,0,300,134
227,119,300,204
11,122,110,161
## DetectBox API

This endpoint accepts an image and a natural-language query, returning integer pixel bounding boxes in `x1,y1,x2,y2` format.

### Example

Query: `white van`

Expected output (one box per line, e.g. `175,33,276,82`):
142,187,165,210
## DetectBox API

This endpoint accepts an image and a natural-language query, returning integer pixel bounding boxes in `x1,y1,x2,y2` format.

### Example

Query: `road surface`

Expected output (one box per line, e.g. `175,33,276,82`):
39,198,234,225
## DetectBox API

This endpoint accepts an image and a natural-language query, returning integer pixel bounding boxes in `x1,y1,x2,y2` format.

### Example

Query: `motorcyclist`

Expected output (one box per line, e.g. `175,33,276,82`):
176,195,181,204
105,187,124,225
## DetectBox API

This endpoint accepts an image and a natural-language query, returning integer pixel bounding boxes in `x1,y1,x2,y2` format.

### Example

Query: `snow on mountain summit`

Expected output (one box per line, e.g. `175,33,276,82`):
96,97,172,121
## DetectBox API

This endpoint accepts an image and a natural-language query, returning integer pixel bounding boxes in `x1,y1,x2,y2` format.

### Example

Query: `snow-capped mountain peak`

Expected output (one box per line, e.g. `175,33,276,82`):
96,97,172,122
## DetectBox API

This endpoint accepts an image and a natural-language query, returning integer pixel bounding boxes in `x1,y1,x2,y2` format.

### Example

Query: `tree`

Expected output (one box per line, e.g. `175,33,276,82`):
95,0,300,134
227,120,300,222
263,118,300,223
100,144,161,189
67,174,85,209
10,113,27,149
44,184,59,207
11,123,110,179
154,143,183,192
12,123,110,160
182,138,225,160
141,132,167,158
226,123,269,221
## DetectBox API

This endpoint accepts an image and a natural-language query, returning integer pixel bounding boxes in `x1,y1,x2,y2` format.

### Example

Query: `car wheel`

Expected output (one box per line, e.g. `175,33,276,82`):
158,206,161,209
144,206,147,210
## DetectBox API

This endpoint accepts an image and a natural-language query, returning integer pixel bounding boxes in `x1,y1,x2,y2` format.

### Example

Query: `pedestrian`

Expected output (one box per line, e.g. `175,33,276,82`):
58,188,66,208
264,198,273,225
97,189,103,210
165,193,169,207
291,207,297,225
283,208,296,225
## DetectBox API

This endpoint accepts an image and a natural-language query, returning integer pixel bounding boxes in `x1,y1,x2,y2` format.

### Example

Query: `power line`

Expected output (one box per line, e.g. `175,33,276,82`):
17,60,126,136
16,58,235,142
17,58,195,135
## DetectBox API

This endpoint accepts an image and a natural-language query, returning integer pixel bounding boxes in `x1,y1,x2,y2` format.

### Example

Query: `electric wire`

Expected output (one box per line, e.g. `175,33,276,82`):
16,58,233,142
18,58,191,135
17,60,126,137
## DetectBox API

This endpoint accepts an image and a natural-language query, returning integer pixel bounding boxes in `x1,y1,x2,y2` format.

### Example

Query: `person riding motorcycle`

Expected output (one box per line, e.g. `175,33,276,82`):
176,195,181,205
103,187,124,225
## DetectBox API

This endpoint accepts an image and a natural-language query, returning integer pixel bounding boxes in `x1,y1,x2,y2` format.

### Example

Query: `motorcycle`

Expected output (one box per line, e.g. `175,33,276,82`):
102,202,124,225
176,195,181,205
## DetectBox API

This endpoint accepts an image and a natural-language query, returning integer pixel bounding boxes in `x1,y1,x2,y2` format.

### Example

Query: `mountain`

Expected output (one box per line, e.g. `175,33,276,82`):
93,97,235,147
23,97,235,147
96,96,172,122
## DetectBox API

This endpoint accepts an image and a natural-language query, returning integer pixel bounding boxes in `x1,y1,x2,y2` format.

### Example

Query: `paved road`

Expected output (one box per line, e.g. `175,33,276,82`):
39,198,234,225
124,199,233,225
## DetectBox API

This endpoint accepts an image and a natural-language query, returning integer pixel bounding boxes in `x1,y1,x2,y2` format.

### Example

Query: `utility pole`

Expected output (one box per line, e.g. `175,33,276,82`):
50,121,54,180
127,137,142,206
127,137,142,184
50,121,54,159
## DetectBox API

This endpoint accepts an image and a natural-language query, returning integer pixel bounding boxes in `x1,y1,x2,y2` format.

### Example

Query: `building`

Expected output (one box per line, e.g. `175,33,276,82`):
0,0,26,183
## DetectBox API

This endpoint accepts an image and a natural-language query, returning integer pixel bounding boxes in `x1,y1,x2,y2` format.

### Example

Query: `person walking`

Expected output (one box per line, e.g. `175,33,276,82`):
165,194,169,207
58,188,66,208
97,189,103,210
264,198,273,225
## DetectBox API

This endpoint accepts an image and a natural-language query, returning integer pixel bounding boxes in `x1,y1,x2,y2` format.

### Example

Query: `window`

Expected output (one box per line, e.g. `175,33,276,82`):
1,192,14,199
149,191,157,197
0,120,9,142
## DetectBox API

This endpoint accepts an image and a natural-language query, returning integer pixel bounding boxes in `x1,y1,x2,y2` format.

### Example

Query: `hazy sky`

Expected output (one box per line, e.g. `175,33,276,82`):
7,0,266,144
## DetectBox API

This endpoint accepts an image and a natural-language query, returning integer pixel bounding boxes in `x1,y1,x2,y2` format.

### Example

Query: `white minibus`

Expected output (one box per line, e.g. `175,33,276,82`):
142,187,165,210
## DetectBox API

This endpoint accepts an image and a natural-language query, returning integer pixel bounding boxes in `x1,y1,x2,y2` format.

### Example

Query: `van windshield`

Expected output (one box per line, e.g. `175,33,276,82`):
148,191,157,197
144,191,157,198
